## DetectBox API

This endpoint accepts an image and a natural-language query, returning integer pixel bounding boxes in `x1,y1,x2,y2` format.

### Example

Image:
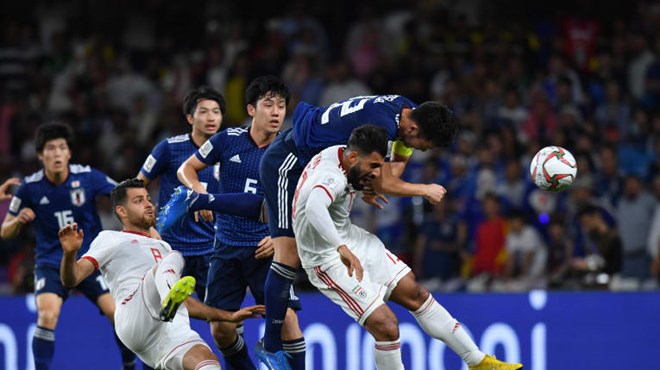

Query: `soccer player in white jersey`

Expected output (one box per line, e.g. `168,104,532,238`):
58,178,265,370
292,125,523,370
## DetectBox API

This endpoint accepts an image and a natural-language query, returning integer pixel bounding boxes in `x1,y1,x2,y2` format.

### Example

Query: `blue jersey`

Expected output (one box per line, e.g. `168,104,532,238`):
196,127,269,247
292,95,416,163
8,165,116,268
140,133,218,256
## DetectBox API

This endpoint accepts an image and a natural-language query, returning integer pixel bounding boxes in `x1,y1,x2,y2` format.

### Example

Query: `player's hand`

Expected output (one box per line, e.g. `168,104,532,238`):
58,223,84,254
16,208,36,225
194,209,214,223
254,236,274,259
229,304,266,322
423,184,447,205
0,177,19,201
361,187,389,209
337,245,363,282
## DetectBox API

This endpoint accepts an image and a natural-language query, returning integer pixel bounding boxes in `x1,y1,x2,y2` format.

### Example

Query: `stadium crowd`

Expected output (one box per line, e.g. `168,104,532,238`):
0,0,659,295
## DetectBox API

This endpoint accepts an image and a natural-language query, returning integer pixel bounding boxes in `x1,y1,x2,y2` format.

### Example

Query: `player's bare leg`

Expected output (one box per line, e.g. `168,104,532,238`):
389,272,523,369
362,305,404,370
33,293,62,370
181,344,221,370
211,320,256,369
281,308,305,368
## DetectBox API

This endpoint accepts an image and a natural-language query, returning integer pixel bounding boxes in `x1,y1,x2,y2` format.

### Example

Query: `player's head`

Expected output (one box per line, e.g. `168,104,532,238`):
35,122,74,174
111,178,156,230
344,125,388,190
183,86,225,138
402,102,457,151
246,75,290,135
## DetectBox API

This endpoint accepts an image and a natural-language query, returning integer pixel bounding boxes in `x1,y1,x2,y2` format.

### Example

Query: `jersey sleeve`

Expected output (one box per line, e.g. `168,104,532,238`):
7,181,30,216
91,169,118,196
311,170,347,202
81,232,115,270
195,131,227,165
140,140,170,180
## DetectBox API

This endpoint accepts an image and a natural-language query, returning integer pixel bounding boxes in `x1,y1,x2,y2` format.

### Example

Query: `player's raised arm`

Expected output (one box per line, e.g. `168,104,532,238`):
0,177,19,201
177,153,209,194
58,223,96,287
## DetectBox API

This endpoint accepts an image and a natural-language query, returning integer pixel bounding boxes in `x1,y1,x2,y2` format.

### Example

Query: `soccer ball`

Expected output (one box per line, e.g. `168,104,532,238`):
529,146,577,192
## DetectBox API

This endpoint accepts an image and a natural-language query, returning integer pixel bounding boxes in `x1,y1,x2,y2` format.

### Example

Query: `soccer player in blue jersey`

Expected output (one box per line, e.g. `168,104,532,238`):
256,95,458,367
177,76,305,370
137,86,225,301
0,122,138,370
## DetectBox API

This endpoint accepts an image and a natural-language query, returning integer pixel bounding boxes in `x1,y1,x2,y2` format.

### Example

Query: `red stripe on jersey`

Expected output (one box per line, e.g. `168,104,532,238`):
82,256,99,270
314,266,364,316
312,185,334,202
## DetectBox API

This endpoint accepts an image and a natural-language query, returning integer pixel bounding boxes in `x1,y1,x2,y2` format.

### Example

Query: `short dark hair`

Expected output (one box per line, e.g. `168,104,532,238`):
35,122,74,153
409,102,458,148
182,86,226,116
578,204,601,219
347,125,388,158
245,75,290,107
111,178,145,219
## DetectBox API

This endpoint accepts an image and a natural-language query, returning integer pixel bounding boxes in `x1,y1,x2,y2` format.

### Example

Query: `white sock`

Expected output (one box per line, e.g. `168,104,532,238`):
194,360,221,369
154,252,185,300
412,295,485,366
374,339,404,370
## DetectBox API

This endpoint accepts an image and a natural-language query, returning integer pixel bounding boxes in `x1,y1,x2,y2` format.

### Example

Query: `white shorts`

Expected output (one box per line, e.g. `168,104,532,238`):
114,270,210,370
304,229,411,325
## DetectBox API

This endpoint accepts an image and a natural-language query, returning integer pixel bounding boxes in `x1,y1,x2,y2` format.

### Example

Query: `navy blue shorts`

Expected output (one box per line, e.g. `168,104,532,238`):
182,254,211,301
34,264,109,303
260,129,305,238
205,242,301,311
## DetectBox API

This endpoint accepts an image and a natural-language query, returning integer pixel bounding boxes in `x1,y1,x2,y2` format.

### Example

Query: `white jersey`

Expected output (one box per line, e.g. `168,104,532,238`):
293,145,361,268
82,230,172,305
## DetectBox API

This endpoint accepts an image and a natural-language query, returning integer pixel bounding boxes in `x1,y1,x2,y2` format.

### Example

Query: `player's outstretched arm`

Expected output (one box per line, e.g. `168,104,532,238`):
183,297,265,322
371,162,447,205
58,223,95,287
0,177,19,201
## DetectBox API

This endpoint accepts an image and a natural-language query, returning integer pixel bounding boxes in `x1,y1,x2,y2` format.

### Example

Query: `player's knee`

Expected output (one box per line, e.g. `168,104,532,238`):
209,322,237,348
282,308,303,340
37,309,59,328
365,308,399,341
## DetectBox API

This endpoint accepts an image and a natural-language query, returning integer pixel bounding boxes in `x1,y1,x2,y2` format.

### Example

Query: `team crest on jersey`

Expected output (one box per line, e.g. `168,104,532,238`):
352,285,367,298
71,180,80,188
199,140,214,158
70,188,86,206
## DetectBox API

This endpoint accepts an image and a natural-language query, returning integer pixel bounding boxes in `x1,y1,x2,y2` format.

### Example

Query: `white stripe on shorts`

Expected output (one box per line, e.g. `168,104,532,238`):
277,153,298,229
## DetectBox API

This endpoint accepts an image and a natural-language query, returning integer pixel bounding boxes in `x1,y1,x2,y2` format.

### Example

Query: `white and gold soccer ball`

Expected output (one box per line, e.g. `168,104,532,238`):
529,146,578,192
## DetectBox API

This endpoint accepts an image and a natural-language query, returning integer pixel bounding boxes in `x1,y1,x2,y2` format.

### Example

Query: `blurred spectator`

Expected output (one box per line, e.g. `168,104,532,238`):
413,197,466,288
616,175,656,283
546,218,574,289
469,193,507,287
501,210,547,290
573,205,623,288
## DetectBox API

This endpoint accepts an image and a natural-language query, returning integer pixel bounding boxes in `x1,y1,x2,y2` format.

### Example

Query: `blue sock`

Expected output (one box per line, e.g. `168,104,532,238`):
283,338,306,370
220,334,256,370
33,326,55,370
114,332,137,370
192,193,263,220
264,262,296,353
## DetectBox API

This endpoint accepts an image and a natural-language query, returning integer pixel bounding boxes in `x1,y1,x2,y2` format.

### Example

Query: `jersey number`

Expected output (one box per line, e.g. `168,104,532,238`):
321,97,370,124
54,210,74,229
244,178,258,194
